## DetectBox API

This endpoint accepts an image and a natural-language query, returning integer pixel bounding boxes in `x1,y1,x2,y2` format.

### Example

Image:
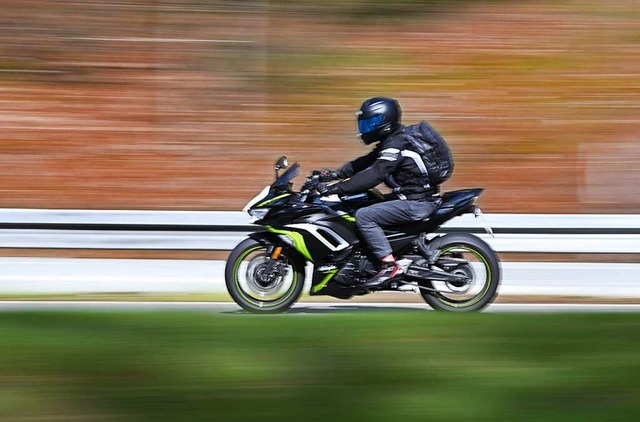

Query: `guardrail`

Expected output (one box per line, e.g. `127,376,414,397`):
1,209,638,296
0,209,639,253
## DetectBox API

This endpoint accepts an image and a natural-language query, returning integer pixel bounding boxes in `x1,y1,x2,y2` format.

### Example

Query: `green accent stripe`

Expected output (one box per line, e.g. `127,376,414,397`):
257,193,290,208
312,270,337,293
437,245,492,308
233,245,262,304
266,226,313,262
341,215,356,222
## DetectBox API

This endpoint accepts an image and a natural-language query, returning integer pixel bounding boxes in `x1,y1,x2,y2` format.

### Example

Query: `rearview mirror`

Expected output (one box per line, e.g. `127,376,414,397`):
274,156,288,171
274,156,288,179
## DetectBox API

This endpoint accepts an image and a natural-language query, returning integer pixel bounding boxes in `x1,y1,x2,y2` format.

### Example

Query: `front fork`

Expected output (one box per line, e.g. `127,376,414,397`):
263,245,283,271
261,245,290,281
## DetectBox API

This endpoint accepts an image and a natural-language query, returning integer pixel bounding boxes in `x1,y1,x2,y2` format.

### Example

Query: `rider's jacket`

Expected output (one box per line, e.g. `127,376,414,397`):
334,126,439,200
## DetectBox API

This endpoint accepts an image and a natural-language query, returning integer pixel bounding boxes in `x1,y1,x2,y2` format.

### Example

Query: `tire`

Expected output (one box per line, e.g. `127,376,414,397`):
419,233,501,312
225,238,305,313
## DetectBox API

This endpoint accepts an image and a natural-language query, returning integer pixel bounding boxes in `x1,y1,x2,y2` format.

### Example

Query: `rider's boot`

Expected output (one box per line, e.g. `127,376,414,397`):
362,262,403,290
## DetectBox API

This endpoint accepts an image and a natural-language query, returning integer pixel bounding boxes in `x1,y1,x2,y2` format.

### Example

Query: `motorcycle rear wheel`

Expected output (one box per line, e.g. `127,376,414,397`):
419,233,501,312
225,238,305,313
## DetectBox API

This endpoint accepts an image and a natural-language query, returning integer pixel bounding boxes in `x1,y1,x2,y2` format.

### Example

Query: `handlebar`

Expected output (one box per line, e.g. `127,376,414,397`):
301,174,320,190
299,171,344,203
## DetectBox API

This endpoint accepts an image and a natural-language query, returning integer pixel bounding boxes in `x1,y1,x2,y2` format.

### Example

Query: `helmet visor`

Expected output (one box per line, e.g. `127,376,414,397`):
358,114,383,135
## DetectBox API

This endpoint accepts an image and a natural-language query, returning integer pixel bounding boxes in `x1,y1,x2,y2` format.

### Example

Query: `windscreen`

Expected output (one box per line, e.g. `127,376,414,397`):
273,162,299,186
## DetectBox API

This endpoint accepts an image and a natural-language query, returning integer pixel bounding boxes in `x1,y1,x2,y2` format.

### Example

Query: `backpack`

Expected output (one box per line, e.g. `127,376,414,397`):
402,121,454,185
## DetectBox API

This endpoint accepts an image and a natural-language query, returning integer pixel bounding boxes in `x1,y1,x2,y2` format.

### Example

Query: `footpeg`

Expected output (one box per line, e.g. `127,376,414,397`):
396,258,413,273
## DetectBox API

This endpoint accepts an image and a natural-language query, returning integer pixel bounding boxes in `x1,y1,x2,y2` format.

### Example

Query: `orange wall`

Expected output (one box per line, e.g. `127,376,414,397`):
1,1,638,212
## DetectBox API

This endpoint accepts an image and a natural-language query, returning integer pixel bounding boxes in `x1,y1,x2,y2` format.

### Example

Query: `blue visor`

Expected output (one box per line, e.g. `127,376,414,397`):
358,114,383,135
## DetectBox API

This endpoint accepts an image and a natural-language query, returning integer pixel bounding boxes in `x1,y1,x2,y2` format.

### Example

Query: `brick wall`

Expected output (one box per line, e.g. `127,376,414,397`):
1,0,638,212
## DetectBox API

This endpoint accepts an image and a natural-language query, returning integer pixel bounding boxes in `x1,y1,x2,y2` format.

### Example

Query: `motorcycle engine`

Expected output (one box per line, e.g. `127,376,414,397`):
334,252,377,287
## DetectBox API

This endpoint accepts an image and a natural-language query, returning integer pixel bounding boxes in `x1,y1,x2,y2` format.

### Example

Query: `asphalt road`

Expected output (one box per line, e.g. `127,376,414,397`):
3,258,640,298
0,301,639,313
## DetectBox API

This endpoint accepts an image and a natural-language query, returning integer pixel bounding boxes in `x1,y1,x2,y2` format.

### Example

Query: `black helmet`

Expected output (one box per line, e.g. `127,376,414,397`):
357,97,402,145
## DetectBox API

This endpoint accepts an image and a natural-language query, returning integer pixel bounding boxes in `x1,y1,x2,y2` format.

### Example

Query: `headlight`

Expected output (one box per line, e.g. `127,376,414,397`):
247,208,269,219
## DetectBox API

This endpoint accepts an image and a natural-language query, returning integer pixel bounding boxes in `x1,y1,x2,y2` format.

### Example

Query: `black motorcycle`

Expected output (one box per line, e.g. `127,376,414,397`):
225,156,501,313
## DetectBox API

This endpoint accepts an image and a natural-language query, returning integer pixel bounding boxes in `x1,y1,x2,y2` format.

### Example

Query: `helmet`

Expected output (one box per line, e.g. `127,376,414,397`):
357,97,402,145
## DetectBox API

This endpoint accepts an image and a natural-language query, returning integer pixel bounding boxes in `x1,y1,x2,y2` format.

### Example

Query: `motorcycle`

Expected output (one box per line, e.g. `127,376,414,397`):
225,156,501,313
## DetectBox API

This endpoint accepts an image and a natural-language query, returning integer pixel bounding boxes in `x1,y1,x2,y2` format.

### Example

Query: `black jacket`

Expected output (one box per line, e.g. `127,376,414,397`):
332,126,436,197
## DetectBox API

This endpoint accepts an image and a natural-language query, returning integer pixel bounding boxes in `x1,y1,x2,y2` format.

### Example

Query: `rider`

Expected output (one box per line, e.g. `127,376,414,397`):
318,97,442,289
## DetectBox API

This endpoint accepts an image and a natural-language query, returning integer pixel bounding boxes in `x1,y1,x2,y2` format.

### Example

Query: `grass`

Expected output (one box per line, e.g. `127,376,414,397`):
0,311,638,421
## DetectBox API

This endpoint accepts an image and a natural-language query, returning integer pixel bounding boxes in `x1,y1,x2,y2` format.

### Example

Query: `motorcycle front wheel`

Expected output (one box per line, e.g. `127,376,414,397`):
225,238,305,313
419,233,501,312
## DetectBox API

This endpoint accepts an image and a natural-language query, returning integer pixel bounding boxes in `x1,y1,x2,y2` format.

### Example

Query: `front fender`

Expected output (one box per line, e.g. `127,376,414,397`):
248,229,282,246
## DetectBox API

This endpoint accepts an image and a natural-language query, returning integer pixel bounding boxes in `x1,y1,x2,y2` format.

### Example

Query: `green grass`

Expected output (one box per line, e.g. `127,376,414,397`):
0,312,639,421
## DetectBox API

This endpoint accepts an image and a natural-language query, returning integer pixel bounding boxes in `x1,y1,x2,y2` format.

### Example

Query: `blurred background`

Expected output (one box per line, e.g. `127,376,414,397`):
1,0,639,213
1,4,639,421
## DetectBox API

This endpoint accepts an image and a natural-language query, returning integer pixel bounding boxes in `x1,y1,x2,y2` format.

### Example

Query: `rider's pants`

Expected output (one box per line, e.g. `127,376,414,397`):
355,199,437,261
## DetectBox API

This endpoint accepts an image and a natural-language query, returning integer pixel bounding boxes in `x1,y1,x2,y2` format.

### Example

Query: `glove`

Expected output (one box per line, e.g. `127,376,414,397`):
302,177,319,191
318,169,341,183
317,182,340,196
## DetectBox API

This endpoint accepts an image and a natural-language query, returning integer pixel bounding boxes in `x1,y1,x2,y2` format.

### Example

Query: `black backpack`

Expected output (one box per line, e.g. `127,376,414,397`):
402,121,454,185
